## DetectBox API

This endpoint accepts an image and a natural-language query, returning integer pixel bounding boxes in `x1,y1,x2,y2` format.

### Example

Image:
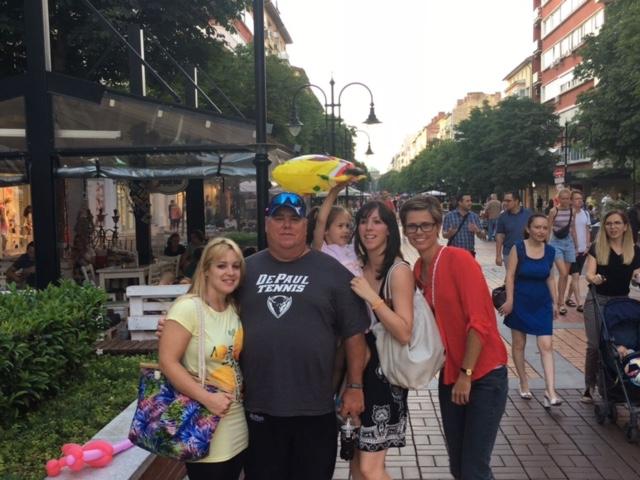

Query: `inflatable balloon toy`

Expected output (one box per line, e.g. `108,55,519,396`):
45,439,134,477
272,154,366,195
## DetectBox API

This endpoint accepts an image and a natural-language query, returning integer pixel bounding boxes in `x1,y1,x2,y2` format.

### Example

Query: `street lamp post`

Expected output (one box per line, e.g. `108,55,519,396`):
353,129,374,203
288,77,380,211
288,76,381,158
252,0,269,250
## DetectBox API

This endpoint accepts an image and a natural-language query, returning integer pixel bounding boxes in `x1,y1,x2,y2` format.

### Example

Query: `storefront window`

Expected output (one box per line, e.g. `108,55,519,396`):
0,185,32,257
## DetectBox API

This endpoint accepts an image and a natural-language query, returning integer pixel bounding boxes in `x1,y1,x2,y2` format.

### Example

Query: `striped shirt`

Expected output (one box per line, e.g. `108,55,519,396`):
553,208,572,233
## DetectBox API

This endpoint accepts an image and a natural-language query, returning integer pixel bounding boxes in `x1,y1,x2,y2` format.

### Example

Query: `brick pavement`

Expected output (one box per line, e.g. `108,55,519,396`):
334,238,640,479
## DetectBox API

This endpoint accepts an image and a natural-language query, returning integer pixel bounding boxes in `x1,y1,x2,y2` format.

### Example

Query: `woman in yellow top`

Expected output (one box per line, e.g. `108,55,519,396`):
159,237,247,480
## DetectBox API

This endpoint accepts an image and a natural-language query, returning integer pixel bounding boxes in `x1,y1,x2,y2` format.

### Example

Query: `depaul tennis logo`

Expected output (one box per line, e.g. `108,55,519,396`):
267,295,293,318
256,274,310,318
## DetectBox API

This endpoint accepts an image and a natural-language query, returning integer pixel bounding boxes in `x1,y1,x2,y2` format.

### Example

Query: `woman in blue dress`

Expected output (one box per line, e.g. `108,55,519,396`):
500,213,561,409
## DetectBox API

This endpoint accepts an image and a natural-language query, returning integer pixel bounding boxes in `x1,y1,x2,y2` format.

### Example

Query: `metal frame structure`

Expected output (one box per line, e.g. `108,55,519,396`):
0,0,272,286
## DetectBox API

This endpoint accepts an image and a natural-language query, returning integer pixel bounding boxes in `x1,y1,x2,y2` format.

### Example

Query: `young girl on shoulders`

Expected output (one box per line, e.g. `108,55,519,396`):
309,183,361,276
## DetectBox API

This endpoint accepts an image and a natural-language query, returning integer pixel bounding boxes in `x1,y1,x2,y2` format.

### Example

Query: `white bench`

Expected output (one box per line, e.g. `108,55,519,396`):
126,284,189,341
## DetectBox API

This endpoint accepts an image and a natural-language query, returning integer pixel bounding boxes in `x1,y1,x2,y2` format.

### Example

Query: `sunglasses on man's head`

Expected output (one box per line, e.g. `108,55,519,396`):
271,193,304,208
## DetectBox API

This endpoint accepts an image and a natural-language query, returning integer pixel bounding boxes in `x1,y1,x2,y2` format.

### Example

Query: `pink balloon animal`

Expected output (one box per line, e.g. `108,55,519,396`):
45,439,133,477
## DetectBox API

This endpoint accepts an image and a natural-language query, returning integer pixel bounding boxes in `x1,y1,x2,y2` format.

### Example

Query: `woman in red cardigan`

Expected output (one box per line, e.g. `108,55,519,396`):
400,196,508,480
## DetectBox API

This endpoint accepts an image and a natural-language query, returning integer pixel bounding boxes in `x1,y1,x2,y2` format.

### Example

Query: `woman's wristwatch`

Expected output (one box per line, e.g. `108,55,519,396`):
460,367,473,377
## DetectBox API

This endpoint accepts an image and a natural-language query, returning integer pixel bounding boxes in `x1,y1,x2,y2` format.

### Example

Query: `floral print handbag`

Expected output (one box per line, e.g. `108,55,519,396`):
128,298,220,461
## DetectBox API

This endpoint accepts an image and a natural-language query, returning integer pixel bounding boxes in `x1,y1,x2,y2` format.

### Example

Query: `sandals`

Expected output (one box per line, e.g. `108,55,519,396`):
558,306,567,315
565,299,577,307
543,394,562,410
519,389,533,400
577,305,584,313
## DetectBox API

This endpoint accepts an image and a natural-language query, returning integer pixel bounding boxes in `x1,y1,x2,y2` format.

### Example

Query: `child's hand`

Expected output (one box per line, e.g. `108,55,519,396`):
330,182,350,194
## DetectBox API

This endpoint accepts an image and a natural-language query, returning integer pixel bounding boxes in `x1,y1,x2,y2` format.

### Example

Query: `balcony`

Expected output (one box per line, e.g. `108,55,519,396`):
532,71,540,85
533,6,542,24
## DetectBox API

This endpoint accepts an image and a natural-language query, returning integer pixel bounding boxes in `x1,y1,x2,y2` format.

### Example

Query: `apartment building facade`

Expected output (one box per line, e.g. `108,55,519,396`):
504,56,533,98
533,0,605,169
211,1,293,58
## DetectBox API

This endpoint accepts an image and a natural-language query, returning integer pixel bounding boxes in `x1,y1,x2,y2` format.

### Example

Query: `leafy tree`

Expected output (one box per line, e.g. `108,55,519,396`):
378,170,401,193
0,0,249,83
379,98,559,197
202,45,353,156
574,0,640,166
1,2,353,155
455,96,560,195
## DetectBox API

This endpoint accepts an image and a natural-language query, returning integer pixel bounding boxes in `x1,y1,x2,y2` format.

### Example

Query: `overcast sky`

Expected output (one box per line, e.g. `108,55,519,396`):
275,0,533,173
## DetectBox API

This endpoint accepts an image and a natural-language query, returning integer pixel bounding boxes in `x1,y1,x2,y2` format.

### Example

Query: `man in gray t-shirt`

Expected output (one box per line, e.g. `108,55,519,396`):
240,249,368,416
241,192,368,480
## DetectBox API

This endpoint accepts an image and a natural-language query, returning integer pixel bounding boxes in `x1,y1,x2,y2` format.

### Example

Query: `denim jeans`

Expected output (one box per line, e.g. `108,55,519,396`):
439,366,508,480
487,218,498,240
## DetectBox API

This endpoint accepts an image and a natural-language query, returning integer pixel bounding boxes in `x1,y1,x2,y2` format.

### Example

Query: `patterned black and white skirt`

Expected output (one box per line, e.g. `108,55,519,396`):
356,331,409,452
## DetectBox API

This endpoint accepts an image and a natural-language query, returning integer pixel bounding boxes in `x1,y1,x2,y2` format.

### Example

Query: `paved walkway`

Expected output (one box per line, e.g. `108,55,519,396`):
333,239,640,480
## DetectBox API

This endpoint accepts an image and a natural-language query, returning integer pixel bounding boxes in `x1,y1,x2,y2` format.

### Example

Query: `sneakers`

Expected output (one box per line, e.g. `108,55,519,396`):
580,388,593,404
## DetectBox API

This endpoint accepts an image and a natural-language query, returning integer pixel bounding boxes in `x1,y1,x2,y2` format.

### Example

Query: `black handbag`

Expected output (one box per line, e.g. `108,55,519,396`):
553,209,573,239
492,241,524,310
492,286,507,309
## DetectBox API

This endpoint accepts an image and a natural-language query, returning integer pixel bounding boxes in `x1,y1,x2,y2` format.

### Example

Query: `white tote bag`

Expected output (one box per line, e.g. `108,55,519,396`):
372,253,445,389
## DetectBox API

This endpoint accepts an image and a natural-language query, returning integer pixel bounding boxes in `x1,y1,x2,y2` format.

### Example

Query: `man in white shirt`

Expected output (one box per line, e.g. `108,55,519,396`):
565,190,591,312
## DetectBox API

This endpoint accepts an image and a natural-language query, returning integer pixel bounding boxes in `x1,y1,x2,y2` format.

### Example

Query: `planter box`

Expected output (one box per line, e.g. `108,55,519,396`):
45,401,185,480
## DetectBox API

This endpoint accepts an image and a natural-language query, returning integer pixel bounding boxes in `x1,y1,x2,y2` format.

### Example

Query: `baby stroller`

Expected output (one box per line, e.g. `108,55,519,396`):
591,287,640,442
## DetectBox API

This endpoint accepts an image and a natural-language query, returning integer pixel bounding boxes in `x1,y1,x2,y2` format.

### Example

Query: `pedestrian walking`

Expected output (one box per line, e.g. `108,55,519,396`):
582,210,640,403
547,188,576,316
350,201,414,479
565,191,591,312
500,214,561,408
400,196,508,480
169,199,182,232
544,199,555,215
484,193,502,241
496,191,532,271
626,201,640,244
443,193,486,257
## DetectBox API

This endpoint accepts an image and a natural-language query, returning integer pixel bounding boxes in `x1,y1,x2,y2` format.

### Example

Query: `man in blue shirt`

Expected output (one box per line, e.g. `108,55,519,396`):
495,191,532,270
443,194,485,256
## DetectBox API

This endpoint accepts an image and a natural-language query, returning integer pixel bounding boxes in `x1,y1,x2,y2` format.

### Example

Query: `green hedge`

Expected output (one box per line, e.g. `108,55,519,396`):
0,281,108,424
0,354,150,480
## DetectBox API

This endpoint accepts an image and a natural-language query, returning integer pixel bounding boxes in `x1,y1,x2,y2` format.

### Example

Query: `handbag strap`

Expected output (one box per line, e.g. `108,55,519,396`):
383,260,409,301
447,213,470,245
431,246,447,307
193,297,206,387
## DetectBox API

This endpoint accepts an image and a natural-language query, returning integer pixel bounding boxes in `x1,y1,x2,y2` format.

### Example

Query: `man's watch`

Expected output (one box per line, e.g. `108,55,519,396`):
460,367,473,377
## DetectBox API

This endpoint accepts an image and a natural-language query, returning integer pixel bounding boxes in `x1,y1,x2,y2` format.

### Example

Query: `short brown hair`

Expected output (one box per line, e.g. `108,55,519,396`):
399,196,443,227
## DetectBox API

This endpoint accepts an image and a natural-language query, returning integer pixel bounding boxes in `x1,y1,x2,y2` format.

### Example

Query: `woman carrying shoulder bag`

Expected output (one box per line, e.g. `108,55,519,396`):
500,214,561,408
400,196,508,480
349,201,414,480
159,238,247,479
582,210,640,404
548,189,576,316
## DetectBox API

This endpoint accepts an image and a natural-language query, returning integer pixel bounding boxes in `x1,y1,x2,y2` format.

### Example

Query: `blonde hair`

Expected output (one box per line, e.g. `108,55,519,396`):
557,188,571,200
186,237,245,312
594,210,635,266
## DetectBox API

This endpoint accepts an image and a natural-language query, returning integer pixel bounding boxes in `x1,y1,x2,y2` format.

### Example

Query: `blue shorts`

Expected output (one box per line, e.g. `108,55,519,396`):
550,235,576,264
